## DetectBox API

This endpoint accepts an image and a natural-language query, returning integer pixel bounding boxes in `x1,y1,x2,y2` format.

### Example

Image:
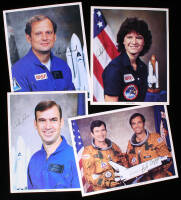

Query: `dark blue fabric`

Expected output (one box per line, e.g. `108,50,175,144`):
102,52,148,101
77,93,85,116
153,106,175,175
12,49,75,92
144,90,167,102
27,136,80,189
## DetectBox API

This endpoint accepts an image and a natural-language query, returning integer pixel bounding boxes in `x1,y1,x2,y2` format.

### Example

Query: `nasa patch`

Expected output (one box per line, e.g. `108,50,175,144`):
35,73,48,81
124,74,135,83
123,84,138,100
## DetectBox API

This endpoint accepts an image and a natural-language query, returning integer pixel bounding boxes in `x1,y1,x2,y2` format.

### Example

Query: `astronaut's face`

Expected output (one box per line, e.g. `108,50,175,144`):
34,105,63,146
123,31,144,57
131,116,145,135
91,124,107,143
26,18,56,55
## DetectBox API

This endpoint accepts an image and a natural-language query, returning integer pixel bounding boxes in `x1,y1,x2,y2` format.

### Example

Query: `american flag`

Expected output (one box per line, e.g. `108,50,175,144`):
93,9,119,102
72,120,93,193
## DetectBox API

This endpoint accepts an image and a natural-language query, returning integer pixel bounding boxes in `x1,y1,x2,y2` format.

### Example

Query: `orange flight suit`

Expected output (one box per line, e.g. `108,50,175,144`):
82,139,128,191
127,131,172,182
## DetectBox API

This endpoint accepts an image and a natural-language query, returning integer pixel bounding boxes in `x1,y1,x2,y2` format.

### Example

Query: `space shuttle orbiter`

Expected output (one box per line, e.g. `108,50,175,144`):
66,33,89,92
109,156,169,182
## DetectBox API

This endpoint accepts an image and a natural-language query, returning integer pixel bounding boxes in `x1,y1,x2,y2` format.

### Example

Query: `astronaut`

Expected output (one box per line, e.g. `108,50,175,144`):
12,15,75,92
27,100,79,189
82,120,128,191
126,113,172,182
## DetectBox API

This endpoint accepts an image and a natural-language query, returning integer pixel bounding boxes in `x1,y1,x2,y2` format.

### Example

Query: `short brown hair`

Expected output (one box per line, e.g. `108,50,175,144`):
25,15,57,36
34,100,62,121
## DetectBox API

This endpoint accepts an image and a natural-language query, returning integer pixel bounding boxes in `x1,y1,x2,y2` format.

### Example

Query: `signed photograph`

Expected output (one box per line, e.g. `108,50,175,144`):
3,3,90,95
7,91,87,193
69,105,178,196
91,7,169,105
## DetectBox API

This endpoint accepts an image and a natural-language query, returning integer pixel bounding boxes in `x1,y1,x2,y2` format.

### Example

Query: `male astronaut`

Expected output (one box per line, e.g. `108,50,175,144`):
82,120,128,191
126,113,172,182
12,15,75,92
27,100,79,189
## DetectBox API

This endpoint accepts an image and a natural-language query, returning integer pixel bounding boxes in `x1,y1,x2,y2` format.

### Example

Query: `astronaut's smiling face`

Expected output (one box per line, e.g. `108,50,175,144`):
34,105,63,146
130,116,145,135
123,31,145,57
91,124,107,144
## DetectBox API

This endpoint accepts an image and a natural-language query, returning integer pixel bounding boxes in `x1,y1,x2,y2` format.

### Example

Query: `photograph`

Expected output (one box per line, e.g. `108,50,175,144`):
3,2,90,96
7,91,87,193
69,105,178,196
91,7,169,105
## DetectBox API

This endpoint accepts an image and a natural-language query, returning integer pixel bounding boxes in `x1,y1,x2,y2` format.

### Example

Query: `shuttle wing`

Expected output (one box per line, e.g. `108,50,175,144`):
109,156,168,182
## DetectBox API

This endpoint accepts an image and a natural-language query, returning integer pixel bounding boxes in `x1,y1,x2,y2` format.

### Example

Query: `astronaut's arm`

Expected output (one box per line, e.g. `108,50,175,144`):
155,138,173,171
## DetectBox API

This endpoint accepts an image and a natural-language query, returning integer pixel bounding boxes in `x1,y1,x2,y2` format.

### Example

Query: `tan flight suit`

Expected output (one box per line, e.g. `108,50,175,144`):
82,139,128,191
127,131,172,182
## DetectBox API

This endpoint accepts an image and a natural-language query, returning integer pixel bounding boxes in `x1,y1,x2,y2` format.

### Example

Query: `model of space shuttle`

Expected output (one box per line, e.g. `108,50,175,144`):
12,136,31,190
147,55,159,90
109,156,169,182
66,33,89,92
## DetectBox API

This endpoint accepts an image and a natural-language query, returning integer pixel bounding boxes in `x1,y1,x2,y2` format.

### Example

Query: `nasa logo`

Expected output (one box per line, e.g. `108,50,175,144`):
123,84,138,100
124,74,135,83
35,73,48,81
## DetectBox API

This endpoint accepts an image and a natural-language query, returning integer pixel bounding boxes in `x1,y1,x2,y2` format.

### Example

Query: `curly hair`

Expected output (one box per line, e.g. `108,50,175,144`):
117,17,152,56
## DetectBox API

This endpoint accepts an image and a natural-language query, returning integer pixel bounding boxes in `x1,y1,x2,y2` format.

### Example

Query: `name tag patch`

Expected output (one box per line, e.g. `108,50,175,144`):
35,73,48,81
124,74,135,83
48,164,64,174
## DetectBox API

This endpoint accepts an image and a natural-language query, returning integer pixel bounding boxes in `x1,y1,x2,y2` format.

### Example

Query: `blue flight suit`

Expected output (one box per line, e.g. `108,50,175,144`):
12,49,75,92
102,52,148,101
27,136,80,189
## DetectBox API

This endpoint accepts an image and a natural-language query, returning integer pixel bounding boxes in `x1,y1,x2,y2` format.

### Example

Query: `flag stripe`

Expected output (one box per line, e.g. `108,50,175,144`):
93,54,104,88
93,9,119,102
72,120,93,193
93,36,112,68
97,28,119,59
93,75,105,102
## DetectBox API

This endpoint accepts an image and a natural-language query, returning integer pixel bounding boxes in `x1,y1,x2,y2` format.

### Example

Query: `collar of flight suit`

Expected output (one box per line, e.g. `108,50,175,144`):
92,138,112,151
130,129,149,147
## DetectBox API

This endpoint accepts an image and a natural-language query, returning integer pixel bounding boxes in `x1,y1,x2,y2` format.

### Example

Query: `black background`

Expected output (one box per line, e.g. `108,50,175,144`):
0,0,180,199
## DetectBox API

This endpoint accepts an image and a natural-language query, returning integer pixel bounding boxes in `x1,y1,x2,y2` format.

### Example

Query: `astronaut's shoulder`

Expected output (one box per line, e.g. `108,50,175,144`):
149,132,164,143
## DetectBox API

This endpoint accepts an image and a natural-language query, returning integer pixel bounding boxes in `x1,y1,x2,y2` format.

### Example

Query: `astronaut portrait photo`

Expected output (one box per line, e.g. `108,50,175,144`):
7,91,87,193
3,2,90,95
91,7,169,105
69,105,178,197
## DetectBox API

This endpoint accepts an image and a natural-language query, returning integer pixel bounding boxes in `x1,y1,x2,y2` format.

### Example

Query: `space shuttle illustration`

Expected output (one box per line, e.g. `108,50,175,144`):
109,156,169,182
66,33,89,92
11,136,31,190
147,55,159,89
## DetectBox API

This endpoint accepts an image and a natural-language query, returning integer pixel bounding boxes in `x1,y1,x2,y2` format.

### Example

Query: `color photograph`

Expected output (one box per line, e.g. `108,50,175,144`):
69,105,178,196
91,7,169,105
3,3,90,96
7,91,87,193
